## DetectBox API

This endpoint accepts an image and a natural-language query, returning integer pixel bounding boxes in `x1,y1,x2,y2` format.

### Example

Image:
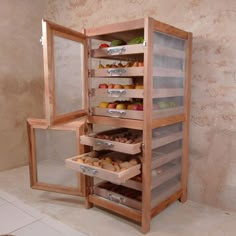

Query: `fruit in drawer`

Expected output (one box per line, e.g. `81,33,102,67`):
132,61,139,67
98,62,105,69
134,85,144,89
110,39,126,46
127,36,144,45
99,43,109,48
116,103,127,110
107,102,118,109
123,84,134,89
98,83,108,89
128,104,143,111
107,84,115,89
117,62,124,68
113,84,124,89
99,102,109,108
105,64,112,68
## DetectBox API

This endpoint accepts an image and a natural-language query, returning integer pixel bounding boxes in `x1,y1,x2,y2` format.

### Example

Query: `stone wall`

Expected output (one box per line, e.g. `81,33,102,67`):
0,0,45,170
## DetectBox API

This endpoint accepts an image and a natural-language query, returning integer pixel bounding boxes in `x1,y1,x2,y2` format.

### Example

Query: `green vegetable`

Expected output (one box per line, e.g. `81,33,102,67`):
110,39,126,46
127,36,144,45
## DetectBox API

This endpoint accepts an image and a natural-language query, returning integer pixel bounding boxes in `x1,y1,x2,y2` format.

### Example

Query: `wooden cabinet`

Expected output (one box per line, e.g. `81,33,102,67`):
27,17,192,233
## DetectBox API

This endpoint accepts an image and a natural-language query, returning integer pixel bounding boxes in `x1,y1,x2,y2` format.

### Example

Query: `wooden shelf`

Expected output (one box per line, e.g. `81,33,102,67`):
88,115,143,130
90,67,144,77
152,148,182,169
151,163,181,189
152,131,183,149
153,45,185,59
151,178,181,208
153,67,184,78
90,44,144,58
88,194,142,222
92,88,183,99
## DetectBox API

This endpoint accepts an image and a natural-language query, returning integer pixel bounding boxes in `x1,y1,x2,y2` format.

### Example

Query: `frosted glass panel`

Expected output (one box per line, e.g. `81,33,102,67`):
54,35,84,115
152,31,186,118
35,129,78,187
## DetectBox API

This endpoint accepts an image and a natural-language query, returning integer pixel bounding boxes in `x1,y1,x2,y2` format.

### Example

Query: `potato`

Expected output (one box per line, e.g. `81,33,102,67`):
129,158,138,165
120,161,133,169
76,158,84,163
114,164,121,172
102,163,115,171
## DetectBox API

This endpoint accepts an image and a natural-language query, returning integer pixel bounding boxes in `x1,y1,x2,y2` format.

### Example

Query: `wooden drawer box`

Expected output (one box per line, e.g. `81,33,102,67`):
65,152,141,184
93,182,142,210
90,67,144,77
93,107,144,120
80,128,142,154
90,44,145,58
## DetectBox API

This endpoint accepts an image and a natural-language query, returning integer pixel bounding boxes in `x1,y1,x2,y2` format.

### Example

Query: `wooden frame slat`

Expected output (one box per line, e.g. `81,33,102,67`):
141,16,154,234
88,194,142,222
88,115,143,130
42,19,88,126
180,33,192,203
153,45,185,59
86,18,144,37
153,20,188,40
27,118,86,196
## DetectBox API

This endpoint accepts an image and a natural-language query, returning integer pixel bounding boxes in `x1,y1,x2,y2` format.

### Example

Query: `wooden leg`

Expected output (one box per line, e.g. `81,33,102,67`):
85,176,94,208
85,196,93,209
141,220,150,234
180,189,187,203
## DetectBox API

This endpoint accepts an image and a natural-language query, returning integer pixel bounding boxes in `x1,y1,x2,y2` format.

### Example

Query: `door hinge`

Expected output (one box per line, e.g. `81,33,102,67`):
89,186,94,194
141,143,145,151
143,40,147,47
40,36,43,46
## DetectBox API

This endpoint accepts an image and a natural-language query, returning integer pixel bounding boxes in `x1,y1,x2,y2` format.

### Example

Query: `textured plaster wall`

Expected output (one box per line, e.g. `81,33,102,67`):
44,0,236,211
0,0,45,170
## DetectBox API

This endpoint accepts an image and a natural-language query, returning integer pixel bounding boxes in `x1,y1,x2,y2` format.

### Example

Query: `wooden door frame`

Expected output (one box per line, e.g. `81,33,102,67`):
42,19,88,126
27,118,87,196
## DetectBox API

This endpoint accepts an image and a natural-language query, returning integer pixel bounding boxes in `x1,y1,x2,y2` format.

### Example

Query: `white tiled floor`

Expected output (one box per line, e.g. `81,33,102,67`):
0,191,86,236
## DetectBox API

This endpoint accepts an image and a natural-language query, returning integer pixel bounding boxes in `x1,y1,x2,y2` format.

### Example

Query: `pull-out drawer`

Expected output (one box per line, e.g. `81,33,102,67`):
93,181,142,210
90,44,144,58
65,152,141,184
80,128,142,154
92,107,144,120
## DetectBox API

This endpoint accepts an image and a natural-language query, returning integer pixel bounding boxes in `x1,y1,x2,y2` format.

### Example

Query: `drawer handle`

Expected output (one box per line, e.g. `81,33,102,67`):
107,68,126,76
107,89,126,97
107,47,126,55
108,193,125,204
95,141,114,148
107,109,126,117
80,166,98,176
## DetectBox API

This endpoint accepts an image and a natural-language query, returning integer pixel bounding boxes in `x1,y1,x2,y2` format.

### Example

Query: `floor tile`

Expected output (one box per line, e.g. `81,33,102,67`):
0,203,36,235
0,190,19,203
12,200,45,219
0,197,6,206
12,221,64,236
42,216,87,236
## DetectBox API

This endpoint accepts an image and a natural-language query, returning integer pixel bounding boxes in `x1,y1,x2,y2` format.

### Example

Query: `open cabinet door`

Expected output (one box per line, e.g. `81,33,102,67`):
42,19,88,125
27,118,87,196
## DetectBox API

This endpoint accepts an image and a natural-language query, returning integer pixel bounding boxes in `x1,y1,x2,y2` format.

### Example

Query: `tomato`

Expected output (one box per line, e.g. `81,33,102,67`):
99,43,109,48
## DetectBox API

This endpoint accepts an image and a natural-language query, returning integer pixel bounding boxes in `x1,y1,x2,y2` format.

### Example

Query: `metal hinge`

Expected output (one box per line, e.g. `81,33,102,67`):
89,186,94,194
143,40,147,47
40,36,43,46
141,143,145,151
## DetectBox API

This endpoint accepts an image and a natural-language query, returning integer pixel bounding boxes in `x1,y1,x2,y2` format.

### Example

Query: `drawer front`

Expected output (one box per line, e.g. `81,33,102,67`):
90,44,144,58
94,183,142,210
65,153,141,185
80,135,141,154
93,108,144,120
90,67,144,77
92,88,144,99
